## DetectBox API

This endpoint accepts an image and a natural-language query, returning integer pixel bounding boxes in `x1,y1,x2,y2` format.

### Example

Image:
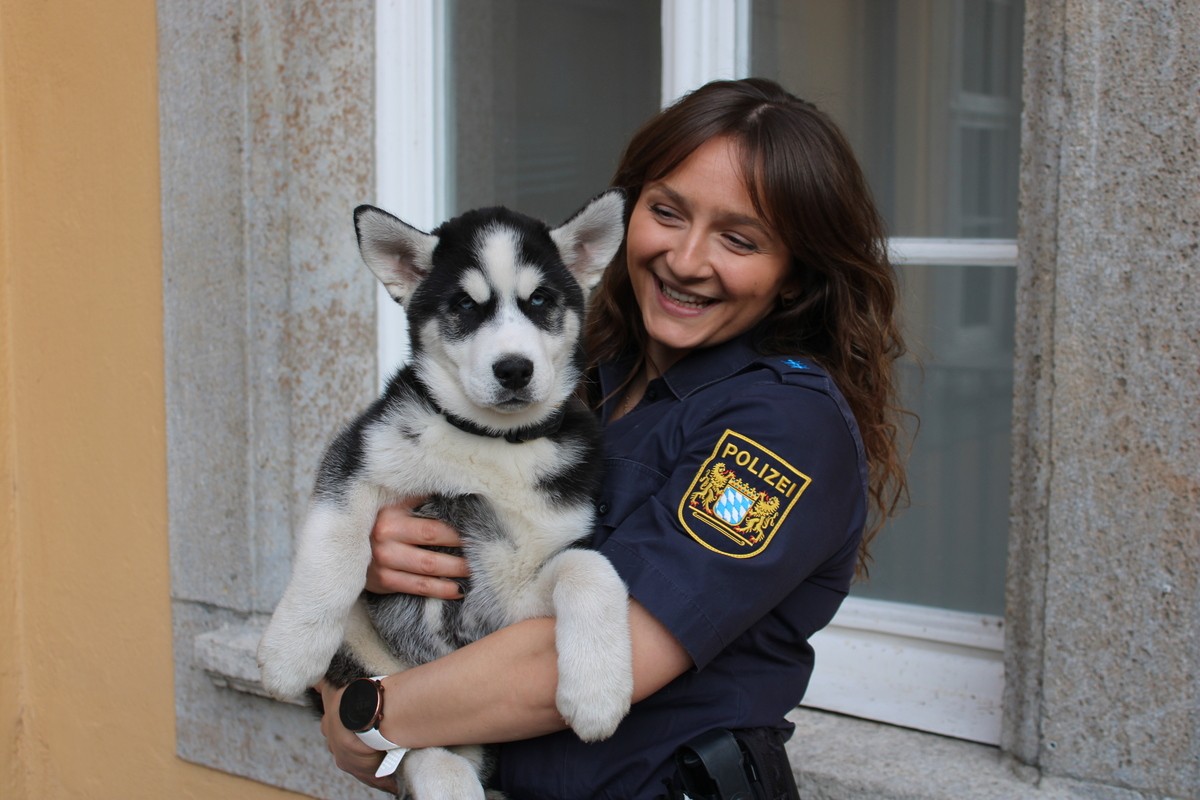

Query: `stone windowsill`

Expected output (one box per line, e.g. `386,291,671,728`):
195,623,1136,800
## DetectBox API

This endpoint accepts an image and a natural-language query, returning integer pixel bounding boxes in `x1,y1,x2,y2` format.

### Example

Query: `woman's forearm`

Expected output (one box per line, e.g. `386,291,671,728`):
377,616,564,747
374,600,691,748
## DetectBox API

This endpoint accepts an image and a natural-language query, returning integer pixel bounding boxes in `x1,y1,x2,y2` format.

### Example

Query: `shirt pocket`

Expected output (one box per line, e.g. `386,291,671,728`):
592,457,668,547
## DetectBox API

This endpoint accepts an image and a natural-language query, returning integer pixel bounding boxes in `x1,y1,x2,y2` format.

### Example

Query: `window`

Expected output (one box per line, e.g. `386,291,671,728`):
168,5,1024,794
750,0,1022,743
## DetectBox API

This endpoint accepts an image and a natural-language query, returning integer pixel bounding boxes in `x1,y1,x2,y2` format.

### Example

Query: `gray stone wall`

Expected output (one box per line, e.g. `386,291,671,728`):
161,0,378,794
162,0,376,616
1005,0,1200,796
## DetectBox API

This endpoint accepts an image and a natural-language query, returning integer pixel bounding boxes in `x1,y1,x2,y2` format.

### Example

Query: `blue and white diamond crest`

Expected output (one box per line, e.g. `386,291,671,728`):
714,486,753,526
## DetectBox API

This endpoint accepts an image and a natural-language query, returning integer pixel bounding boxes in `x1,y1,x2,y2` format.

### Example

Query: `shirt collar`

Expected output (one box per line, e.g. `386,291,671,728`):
598,331,763,405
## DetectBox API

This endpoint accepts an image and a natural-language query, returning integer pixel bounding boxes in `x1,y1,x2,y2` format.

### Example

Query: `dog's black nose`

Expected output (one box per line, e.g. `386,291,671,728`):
493,356,534,390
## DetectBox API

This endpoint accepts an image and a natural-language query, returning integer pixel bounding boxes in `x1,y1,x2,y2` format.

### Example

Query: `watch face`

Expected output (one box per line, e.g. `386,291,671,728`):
339,678,382,732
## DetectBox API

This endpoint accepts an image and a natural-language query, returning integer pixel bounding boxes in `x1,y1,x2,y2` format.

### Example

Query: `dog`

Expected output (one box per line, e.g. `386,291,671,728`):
256,190,632,798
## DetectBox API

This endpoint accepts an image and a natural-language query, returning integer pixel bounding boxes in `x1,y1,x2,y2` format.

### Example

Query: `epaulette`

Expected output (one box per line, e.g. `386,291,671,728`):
752,355,830,384
753,356,862,464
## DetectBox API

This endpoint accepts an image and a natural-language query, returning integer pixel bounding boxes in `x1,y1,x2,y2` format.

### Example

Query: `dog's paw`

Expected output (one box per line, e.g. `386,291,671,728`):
256,639,311,700
402,747,486,800
555,669,632,742
256,620,336,700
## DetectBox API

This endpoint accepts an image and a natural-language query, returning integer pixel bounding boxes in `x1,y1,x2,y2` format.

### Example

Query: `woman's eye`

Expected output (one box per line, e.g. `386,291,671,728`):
725,234,757,252
649,204,679,221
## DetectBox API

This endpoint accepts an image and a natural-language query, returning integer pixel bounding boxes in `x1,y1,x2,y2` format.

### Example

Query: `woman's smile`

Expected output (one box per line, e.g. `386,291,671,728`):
654,276,715,313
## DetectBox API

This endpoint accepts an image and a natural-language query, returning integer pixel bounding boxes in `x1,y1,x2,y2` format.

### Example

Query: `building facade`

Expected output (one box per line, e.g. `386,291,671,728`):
2,1,1195,798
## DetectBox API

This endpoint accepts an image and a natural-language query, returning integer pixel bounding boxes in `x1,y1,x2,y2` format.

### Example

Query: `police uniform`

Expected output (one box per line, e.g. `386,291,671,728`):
495,331,867,799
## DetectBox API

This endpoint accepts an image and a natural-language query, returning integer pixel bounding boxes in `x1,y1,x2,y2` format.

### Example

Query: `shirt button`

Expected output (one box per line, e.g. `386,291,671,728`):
597,502,609,515
646,387,658,401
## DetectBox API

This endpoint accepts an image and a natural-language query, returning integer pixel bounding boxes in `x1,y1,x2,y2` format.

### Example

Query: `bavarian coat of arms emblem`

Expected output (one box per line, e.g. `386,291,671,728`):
678,429,811,558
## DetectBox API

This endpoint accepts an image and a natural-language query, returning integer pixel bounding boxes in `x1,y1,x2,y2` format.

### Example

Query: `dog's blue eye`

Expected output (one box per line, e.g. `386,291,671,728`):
528,290,549,307
454,295,477,312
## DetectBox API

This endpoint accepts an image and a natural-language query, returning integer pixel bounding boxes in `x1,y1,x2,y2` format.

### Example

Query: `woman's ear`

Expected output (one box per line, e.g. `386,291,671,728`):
778,272,803,307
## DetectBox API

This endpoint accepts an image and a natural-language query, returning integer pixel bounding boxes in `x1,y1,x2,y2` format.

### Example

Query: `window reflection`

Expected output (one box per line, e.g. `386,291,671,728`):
447,0,661,223
751,0,1023,239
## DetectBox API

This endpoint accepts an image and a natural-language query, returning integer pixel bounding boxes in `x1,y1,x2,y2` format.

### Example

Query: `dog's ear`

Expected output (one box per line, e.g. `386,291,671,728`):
354,205,438,305
550,190,625,293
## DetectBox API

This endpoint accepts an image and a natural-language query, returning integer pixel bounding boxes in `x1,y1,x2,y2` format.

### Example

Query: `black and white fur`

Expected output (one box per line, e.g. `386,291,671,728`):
257,192,632,798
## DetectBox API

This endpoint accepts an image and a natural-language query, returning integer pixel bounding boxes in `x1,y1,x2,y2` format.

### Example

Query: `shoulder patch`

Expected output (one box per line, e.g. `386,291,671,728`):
678,429,811,558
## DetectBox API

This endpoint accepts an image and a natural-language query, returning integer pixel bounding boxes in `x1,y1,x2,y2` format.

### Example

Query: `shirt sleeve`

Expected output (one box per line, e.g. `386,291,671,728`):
598,377,866,669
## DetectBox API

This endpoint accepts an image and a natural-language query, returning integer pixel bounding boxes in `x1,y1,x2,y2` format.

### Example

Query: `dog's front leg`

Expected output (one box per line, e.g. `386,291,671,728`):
400,745,488,800
258,486,382,699
535,549,633,741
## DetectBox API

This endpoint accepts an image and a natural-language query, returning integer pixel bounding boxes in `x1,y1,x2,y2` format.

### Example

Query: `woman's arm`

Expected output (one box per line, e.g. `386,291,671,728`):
321,598,691,788
383,598,689,745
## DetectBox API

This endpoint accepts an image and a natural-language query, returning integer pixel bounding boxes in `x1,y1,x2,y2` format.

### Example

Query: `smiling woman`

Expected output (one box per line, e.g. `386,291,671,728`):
588,82,907,563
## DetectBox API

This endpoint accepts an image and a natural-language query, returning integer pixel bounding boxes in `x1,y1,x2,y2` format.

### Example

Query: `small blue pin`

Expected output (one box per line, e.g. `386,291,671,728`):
784,359,808,370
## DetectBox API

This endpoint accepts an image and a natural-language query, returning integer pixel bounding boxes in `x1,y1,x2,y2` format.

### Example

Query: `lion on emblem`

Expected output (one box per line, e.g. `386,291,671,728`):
689,462,734,511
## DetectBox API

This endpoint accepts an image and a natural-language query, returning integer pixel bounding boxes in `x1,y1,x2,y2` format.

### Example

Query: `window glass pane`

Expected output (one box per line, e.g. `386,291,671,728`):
751,0,1024,616
751,0,1023,238
447,0,661,224
874,264,1015,615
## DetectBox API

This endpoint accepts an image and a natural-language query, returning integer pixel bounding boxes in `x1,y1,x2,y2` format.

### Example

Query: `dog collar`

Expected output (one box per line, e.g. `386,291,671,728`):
439,406,567,443
409,377,566,443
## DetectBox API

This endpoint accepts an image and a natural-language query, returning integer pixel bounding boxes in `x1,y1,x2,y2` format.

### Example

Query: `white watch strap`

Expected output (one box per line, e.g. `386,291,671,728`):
354,726,401,751
375,747,408,778
355,727,408,778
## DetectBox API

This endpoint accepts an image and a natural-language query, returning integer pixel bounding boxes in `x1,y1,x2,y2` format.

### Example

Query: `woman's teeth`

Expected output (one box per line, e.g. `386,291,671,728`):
660,280,712,308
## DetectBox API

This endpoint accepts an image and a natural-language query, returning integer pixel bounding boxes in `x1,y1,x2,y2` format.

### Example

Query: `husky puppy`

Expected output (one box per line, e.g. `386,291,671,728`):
257,192,632,798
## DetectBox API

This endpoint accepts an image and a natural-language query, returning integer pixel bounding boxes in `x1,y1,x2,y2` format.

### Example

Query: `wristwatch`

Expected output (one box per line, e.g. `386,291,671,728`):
339,676,402,751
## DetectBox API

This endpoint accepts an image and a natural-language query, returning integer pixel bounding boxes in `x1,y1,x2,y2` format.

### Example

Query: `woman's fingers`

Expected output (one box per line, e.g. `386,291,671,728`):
372,502,464,548
366,561,467,597
365,500,470,597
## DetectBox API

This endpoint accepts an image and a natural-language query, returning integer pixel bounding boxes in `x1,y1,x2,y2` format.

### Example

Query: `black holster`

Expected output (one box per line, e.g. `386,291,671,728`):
664,727,800,800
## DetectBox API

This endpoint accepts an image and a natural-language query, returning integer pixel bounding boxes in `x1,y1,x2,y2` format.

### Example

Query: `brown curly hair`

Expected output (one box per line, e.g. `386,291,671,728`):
584,78,910,575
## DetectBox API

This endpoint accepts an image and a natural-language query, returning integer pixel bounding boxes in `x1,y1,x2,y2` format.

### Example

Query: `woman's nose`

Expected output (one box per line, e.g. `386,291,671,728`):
667,231,713,280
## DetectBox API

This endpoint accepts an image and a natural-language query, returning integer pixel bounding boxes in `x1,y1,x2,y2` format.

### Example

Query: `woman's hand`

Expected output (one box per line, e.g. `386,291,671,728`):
315,680,398,794
366,498,470,598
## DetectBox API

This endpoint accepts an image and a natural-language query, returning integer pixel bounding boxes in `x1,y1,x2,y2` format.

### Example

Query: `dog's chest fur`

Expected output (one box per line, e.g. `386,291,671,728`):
323,372,602,667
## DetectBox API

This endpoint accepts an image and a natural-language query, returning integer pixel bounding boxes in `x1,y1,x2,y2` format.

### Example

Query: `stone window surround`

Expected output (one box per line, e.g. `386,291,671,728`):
161,3,1197,799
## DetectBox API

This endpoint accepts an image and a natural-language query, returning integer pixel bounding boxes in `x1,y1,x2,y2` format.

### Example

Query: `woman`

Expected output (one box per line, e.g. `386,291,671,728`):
319,78,908,799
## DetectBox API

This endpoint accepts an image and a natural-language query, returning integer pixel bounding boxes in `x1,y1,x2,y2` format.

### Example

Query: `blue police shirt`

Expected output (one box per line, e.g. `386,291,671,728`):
495,333,867,799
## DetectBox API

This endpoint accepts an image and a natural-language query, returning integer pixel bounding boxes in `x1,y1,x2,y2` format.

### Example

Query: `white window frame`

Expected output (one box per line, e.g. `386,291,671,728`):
375,0,1015,746
374,0,447,380
661,0,751,107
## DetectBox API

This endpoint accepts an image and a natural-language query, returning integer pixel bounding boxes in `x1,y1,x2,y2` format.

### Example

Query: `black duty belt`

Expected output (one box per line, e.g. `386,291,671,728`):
662,727,801,800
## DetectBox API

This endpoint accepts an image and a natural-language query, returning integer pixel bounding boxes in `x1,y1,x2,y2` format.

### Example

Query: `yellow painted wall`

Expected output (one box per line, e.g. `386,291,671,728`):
0,2,302,797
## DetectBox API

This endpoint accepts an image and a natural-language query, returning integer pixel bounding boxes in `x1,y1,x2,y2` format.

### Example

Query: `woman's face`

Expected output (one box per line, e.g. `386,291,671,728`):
626,136,794,372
